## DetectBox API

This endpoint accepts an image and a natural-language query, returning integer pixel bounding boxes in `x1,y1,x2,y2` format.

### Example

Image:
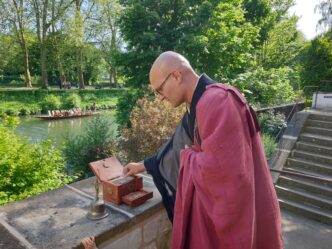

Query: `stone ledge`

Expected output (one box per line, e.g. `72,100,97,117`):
0,174,167,249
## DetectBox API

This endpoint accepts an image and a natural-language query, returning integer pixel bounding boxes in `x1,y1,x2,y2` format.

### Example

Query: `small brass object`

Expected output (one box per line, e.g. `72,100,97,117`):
87,178,109,220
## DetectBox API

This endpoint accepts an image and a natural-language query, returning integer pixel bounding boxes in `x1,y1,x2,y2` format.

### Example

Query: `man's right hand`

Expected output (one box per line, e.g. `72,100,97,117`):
123,162,146,176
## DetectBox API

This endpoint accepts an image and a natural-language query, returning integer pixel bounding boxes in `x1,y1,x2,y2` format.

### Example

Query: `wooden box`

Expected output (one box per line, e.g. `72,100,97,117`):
89,157,142,204
122,190,153,207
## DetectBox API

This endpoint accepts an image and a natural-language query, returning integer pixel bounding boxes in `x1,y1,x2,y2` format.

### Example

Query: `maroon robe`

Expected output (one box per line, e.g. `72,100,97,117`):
171,84,283,249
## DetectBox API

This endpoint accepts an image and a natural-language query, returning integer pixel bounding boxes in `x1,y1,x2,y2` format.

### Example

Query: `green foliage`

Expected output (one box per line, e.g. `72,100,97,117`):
258,110,287,137
0,116,68,205
0,89,123,116
116,88,144,128
230,66,298,107
257,16,304,69
192,0,259,79
262,133,277,160
299,32,332,95
62,116,116,178
316,0,332,32
62,94,82,109
41,95,62,113
119,96,185,162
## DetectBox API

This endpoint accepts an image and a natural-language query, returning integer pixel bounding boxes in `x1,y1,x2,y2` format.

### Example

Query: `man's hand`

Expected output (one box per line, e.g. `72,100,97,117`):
123,162,146,176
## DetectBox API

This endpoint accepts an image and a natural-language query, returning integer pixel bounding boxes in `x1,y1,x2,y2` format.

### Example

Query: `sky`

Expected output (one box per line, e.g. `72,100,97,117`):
288,0,324,40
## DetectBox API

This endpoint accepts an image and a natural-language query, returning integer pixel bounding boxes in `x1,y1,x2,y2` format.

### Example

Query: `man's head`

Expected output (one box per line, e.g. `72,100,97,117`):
149,51,198,107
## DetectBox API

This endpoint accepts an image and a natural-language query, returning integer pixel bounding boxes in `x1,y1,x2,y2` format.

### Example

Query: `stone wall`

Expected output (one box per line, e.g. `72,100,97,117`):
0,174,172,249
98,210,171,249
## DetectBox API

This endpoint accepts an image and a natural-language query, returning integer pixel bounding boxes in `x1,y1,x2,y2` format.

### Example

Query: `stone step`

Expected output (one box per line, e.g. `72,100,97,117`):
282,167,332,187
287,157,332,177
276,185,332,211
309,114,332,123
295,141,332,157
291,150,332,167
299,133,332,147
306,119,332,129
303,126,332,137
277,175,332,198
278,198,332,225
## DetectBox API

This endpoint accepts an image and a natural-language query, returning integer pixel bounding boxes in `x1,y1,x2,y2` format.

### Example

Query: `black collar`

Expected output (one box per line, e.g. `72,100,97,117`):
188,74,216,135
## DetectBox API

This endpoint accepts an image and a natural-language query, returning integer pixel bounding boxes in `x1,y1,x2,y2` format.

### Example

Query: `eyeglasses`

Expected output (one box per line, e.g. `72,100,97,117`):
154,72,172,95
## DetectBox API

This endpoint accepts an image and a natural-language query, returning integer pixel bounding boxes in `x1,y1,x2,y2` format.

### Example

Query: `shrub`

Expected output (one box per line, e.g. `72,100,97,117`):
4,108,19,116
116,89,143,128
41,95,62,113
119,96,185,162
19,107,30,115
230,66,298,107
0,116,68,205
62,116,116,178
62,93,82,109
258,110,287,138
262,133,277,160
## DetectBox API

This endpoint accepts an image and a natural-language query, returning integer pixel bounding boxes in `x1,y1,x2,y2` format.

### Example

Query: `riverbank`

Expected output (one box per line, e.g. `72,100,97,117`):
0,88,126,116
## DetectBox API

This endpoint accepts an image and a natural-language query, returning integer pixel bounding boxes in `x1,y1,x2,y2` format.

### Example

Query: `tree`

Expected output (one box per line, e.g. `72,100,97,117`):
88,0,124,86
186,0,259,79
243,0,295,43
256,16,304,69
0,0,33,87
316,0,332,33
299,32,332,94
31,0,74,88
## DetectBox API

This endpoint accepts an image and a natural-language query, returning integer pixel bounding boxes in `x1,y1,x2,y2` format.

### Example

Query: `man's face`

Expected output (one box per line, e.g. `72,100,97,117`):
150,71,182,108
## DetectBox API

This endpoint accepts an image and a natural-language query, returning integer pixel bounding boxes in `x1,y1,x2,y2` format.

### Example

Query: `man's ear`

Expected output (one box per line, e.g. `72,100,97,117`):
173,71,182,85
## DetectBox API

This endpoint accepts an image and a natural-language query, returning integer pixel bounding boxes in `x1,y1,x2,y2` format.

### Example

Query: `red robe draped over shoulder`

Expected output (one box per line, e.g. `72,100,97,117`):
171,84,283,249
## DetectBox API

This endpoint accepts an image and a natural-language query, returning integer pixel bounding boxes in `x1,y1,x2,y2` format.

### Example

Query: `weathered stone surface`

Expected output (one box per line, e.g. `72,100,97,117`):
143,241,157,249
0,223,27,249
0,185,129,249
71,174,163,217
143,214,160,243
100,227,142,249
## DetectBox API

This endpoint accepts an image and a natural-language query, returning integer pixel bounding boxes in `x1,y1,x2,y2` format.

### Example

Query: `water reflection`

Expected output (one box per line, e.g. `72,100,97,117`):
16,111,116,147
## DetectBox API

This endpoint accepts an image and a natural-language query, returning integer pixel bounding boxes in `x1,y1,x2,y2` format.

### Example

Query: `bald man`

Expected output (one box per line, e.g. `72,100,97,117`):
123,51,283,249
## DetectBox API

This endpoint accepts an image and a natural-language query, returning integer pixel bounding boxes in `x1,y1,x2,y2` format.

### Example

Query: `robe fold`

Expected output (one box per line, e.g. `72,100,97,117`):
171,84,283,249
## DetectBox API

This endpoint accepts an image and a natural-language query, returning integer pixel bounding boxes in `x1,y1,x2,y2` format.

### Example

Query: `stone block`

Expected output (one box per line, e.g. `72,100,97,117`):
143,214,160,243
100,227,142,249
142,242,157,249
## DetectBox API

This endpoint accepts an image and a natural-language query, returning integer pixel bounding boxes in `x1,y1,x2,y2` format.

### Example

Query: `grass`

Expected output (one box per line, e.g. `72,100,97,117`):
0,88,124,116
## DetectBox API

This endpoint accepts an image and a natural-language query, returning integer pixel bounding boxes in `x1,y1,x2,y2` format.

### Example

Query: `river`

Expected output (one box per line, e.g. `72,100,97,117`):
15,111,117,147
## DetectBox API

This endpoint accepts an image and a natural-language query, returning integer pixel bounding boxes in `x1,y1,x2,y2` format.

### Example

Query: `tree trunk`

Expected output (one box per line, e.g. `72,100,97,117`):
112,66,117,86
13,0,32,88
76,0,84,89
23,45,32,88
78,48,84,89
110,26,118,86
40,41,48,88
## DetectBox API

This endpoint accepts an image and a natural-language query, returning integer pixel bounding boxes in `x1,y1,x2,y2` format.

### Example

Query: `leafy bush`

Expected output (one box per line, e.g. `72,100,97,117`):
62,116,116,178
119,96,185,162
262,133,277,160
230,66,298,107
62,93,82,109
0,116,68,205
299,32,332,96
41,95,62,113
116,89,144,128
258,110,287,138
4,108,19,116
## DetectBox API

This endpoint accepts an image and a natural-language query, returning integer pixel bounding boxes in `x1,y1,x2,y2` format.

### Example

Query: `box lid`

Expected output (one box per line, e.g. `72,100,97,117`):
89,157,124,182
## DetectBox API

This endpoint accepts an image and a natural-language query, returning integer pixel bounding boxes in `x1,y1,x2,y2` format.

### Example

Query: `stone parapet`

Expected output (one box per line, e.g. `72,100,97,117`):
0,174,171,249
